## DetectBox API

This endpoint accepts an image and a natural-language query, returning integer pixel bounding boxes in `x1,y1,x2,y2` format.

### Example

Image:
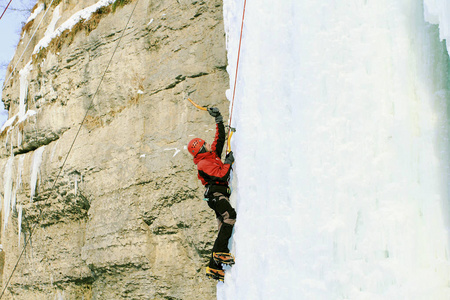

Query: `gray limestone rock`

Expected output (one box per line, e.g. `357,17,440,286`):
0,0,229,298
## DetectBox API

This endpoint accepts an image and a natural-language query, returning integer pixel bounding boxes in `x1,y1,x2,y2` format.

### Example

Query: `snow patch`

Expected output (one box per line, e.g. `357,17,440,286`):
26,3,45,24
164,148,180,157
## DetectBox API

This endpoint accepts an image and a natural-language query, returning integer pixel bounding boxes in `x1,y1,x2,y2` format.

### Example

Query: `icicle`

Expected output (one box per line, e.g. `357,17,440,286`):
3,156,14,230
11,188,16,217
50,140,59,162
4,130,9,152
18,205,22,248
18,61,33,120
30,146,46,202
13,156,25,213
16,156,24,190
18,129,22,148
9,131,13,154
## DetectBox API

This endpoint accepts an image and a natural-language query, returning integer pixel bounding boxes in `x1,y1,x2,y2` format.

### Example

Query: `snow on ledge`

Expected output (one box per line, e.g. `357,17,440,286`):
26,3,45,24
18,110,37,124
33,0,116,55
1,110,38,133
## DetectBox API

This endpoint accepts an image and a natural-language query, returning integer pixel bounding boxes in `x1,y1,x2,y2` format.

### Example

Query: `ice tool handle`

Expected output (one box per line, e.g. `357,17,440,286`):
187,98,235,154
187,98,208,111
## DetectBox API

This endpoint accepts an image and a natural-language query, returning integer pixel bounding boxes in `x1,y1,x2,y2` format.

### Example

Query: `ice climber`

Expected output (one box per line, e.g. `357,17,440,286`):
187,107,236,282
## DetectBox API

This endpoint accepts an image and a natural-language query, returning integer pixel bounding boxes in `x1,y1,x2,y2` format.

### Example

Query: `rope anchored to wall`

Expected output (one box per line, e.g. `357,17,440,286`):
227,0,247,153
186,0,247,154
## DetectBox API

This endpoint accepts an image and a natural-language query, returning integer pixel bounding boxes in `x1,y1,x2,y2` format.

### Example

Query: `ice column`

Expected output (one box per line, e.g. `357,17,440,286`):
18,62,33,120
2,156,14,230
13,156,25,212
30,146,46,202
18,205,22,247
423,0,450,54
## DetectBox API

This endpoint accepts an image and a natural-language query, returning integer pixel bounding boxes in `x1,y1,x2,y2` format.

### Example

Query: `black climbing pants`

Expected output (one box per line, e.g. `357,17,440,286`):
207,191,236,269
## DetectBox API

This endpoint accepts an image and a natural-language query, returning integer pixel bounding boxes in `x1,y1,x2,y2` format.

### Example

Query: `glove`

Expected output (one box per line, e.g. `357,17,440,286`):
208,107,220,117
208,107,223,123
224,151,234,165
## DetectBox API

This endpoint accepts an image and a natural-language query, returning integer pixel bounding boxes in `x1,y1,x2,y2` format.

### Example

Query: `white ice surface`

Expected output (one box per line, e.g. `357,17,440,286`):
219,0,450,299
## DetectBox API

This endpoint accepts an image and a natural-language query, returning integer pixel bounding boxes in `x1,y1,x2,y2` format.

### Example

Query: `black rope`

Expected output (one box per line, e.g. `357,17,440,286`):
0,0,140,297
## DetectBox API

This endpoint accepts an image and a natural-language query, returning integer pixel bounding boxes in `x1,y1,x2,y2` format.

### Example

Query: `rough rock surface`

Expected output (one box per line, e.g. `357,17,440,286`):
0,0,229,299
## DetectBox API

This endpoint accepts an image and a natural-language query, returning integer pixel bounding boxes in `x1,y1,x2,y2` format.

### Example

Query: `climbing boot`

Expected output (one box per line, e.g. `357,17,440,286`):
206,267,224,281
213,252,235,265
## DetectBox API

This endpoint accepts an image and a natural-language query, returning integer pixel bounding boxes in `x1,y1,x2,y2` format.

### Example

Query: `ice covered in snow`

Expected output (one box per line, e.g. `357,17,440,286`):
219,0,450,299
33,0,116,55
30,146,46,202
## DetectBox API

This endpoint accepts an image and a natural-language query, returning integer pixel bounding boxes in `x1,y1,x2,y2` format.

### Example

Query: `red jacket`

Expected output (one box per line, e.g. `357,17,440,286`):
193,122,231,186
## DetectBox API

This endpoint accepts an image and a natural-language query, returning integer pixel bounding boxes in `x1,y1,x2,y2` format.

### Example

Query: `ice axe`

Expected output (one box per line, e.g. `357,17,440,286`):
227,127,235,154
187,97,235,154
187,98,208,111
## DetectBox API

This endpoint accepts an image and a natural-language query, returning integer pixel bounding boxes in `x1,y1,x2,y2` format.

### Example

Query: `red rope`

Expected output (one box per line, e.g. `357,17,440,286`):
227,0,247,148
0,0,14,20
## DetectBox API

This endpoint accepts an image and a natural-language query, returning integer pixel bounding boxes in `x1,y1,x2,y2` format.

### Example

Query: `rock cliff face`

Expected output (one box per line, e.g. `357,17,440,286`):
0,0,229,299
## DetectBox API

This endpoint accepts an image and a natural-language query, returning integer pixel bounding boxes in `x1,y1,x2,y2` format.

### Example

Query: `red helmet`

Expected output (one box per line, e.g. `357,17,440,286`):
188,138,205,157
